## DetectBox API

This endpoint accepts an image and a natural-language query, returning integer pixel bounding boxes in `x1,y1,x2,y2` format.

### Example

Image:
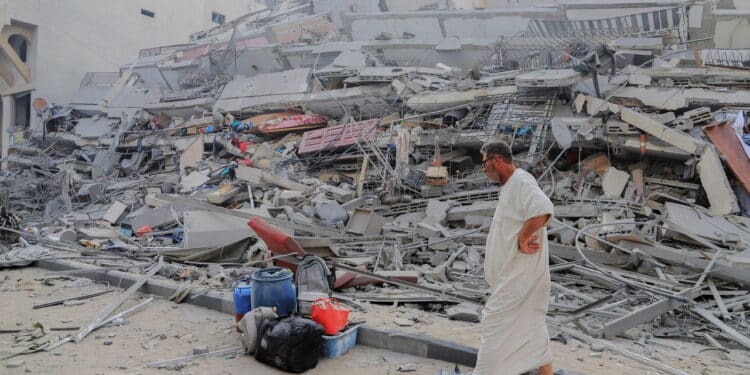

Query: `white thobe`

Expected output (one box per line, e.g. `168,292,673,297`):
474,169,554,375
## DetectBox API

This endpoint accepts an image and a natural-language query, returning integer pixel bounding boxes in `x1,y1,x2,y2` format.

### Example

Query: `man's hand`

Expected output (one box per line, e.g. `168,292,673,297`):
519,233,541,254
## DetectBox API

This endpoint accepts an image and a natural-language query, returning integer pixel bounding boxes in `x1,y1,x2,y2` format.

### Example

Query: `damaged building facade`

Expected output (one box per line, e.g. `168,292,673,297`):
2,0,750,374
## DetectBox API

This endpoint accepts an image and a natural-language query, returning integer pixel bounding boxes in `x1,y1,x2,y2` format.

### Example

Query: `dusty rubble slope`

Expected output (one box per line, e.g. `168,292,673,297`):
3,1,750,374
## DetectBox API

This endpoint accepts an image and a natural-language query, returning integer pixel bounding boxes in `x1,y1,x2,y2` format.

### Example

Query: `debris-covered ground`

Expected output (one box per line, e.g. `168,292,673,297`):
2,1,750,374
1,267,459,375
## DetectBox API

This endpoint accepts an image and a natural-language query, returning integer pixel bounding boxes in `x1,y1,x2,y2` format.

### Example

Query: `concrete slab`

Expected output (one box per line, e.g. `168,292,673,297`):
184,211,254,248
699,146,740,215
446,303,481,323
346,208,385,235
620,107,705,155
516,69,583,88
103,201,128,224
179,136,204,175
180,170,210,191
424,199,451,225
602,167,630,198
446,201,495,222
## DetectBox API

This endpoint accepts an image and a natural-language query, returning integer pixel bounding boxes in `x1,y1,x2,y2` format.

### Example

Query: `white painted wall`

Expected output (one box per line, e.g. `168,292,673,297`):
4,0,263,105
714,18,750,48
385,0,454,11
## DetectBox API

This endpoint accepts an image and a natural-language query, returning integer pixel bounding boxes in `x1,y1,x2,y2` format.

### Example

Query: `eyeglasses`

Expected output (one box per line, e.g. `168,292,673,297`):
481,157,497,167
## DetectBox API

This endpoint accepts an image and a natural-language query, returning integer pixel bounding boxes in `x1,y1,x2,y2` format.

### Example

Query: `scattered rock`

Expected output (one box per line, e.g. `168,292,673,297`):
396,363,417,372
393,318,415,327
445,303,481,323
590,342,605,352
6,359,25,368
193,345,210,355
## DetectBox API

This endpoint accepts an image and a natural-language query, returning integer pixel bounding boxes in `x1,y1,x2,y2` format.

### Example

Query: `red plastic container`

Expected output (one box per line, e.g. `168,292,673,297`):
311,298,350,335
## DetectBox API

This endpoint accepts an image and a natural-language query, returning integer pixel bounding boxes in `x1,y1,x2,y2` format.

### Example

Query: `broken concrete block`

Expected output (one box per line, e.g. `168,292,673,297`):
416,222,443,238
320,184,354,203
554,205,599,218
726,250,750,270
424,199,450,225
193,346,209,355
420,185,445,198
236,165,263,184
345,208,385,235
237,165,308,192
314,199,348,225
620,107,705,155
628,72,651,86
560,229,577,246
183,210,268,248
393,318,415,327
602,167,630,198
446,303,481,323
341,197,366,210
458,232,487,246
447,201,495,222
699,146,740,215
180,170,210,192
423,266,449,283
6,359,25,368
103,201,128,224
451,261,467,273
290,212,315,226
275,190,304,206
464,215,491,228
78,227,122,240
393,212,426,227
179,136,204,175
145,194,172,208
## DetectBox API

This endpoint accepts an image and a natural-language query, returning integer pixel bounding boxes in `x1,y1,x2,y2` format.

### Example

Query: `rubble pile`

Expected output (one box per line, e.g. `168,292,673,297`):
2,1,750,372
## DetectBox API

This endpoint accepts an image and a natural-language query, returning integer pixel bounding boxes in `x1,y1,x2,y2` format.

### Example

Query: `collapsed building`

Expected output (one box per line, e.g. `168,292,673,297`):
2,0,750,373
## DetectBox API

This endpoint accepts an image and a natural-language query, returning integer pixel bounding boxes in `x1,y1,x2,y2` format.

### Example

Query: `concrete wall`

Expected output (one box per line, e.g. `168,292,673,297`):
313,0,382,28
385,0,454,11
344,8,560,43
713,17,750,48
712,1,750,48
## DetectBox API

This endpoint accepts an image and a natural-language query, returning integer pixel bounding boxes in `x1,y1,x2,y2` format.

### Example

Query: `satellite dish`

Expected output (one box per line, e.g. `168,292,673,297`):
551,118,574,149
32,97,48,113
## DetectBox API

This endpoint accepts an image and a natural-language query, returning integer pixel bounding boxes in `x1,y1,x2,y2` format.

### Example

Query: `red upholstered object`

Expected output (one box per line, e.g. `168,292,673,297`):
247,217,306,256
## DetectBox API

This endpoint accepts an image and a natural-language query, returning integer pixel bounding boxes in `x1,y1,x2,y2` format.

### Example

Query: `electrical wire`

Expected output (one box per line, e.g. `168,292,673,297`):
555,219,691,302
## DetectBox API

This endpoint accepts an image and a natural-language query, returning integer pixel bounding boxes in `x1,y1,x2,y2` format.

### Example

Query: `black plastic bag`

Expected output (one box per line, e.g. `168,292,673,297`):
255,315,325,373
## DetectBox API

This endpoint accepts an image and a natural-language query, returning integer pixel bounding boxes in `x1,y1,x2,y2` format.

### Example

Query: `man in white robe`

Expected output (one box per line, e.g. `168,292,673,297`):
474,141,554,375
